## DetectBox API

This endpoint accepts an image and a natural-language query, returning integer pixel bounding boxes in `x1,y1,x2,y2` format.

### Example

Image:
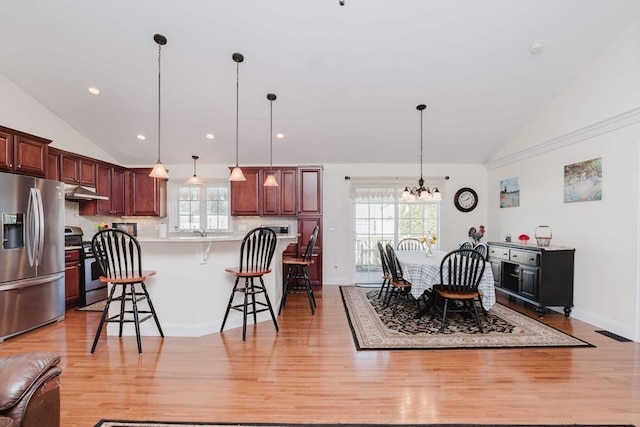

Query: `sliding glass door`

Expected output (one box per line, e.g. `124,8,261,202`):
352,182,439,285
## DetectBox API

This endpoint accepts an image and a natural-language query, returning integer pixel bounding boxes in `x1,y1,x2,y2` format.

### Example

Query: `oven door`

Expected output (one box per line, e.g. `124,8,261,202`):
81,254,107,306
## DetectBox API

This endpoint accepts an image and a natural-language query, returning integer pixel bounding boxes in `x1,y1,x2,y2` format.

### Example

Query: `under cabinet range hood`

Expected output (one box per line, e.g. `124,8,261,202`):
64,184,109,201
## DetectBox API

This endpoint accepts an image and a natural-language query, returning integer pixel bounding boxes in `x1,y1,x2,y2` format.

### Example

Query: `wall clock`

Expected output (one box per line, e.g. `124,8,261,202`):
454,187,478,212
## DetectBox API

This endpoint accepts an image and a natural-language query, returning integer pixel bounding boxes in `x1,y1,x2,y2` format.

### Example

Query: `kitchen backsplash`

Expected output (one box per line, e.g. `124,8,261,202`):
64,202,297,239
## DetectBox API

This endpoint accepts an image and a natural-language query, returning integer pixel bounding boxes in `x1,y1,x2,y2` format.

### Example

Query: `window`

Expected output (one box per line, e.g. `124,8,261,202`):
169,181,230,232
351,179,440,284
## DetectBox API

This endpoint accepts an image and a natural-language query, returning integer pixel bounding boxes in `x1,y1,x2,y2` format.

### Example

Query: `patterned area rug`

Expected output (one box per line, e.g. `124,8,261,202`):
340,286,593,350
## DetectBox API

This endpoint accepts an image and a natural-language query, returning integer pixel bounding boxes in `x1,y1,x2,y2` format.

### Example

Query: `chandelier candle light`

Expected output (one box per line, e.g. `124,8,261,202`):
229,52,246,181
149,34,169,179
264,93,278,187
185,155,204,185
402,104,441,201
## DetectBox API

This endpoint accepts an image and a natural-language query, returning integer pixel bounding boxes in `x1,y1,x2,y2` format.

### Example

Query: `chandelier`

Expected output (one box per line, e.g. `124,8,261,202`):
402,104,441,201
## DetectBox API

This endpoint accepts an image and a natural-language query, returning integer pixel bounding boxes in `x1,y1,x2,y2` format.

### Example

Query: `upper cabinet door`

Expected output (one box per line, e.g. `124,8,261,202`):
126,168,167,217
297,167,322,216
279,168,297,216
0,126,50,178
261,169,282,216
61,155,80,184
230,167,261,216
0,130,14,172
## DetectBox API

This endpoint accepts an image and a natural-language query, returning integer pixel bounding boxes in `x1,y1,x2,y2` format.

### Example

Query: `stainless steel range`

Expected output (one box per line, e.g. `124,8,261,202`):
64,226,107,306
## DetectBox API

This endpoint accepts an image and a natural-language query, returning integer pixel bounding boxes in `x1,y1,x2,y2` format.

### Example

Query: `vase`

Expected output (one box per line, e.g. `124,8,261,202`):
426,245,433,257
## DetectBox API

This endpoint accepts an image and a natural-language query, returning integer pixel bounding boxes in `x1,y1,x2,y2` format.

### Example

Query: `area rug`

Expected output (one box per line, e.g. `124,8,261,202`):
95,422,634,427
77,300,107,312
340,286,593,350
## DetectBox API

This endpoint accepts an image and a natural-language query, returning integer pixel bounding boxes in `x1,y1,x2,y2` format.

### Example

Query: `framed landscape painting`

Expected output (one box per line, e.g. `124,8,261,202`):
500,177,520,208
563,157,602,203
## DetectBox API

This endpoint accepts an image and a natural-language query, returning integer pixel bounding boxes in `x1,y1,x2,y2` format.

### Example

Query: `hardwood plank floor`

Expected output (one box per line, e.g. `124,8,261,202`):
0,286,638,426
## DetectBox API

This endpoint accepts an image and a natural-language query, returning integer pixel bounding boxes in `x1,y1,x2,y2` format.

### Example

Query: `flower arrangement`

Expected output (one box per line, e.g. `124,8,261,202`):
96,222,109,231
419,234,438,256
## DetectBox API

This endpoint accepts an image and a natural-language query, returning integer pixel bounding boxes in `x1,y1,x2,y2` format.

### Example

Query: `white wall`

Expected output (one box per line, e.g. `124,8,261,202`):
321,163,488,285
0,74,118,163
486,19,640,340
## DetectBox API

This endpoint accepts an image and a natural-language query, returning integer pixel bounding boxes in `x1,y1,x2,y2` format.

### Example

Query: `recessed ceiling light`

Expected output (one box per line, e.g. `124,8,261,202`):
137,134,146,141
205,133,215,140
88,87,100,95
276,133,284,139
529,41,544,55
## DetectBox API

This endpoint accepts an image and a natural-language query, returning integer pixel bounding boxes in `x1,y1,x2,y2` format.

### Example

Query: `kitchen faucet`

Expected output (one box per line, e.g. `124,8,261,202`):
194,227,207,237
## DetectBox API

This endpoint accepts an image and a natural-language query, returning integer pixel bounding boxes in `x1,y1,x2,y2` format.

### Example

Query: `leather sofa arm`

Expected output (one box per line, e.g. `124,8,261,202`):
0,352,61,411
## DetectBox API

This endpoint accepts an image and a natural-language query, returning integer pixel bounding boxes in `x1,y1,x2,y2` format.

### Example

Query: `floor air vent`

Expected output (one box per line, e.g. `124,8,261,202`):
595,330,632,342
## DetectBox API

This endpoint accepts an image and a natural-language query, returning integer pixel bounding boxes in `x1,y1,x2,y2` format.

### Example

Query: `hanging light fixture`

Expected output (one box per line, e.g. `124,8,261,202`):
402,104,442,201
264,93,278,187
149,33,169,179
229,52,246,181
185,155,204,185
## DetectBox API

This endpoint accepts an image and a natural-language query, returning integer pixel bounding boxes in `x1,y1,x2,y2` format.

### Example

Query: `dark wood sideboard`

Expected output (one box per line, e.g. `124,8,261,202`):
488,242,575,317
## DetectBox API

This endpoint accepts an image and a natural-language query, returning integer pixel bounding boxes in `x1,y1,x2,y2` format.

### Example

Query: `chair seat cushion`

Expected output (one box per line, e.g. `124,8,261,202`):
0,352,61,411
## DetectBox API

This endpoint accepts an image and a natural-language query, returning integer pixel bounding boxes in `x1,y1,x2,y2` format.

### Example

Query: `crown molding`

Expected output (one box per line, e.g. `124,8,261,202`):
484,106,640,170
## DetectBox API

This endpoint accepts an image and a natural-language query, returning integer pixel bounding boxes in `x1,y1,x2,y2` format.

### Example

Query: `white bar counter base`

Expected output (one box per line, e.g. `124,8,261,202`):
105,234,297,338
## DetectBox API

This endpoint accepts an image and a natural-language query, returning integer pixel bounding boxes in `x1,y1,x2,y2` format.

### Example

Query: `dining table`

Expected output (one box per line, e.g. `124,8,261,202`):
395,249,496,312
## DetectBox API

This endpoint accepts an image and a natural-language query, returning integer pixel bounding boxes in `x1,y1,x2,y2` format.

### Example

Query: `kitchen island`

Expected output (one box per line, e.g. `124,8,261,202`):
104,234,297,338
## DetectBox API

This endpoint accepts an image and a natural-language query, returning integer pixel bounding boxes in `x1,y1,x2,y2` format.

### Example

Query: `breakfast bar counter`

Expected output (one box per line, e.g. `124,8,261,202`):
105,234,297,338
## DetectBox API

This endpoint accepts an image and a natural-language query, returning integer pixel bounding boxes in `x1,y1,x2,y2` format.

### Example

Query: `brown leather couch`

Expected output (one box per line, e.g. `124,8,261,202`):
0,352,62,427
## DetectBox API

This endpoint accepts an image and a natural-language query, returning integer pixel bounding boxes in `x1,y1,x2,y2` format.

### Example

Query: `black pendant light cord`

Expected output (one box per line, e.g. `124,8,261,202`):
157,42,162,163
269,97,273,171
235,60,240,168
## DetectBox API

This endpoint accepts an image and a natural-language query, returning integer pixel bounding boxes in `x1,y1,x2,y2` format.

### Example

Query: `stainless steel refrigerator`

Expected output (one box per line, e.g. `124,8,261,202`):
0,171,65,342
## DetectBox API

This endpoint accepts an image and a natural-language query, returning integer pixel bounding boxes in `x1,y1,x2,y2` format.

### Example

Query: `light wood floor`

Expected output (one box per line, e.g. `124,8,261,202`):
0,286,638,426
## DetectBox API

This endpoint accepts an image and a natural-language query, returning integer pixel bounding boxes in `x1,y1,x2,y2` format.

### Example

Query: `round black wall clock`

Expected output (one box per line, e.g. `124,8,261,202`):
454,187,478,212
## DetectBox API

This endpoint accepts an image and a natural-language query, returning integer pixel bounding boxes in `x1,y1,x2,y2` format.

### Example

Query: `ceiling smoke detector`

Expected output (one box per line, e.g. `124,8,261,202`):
529,41,544,54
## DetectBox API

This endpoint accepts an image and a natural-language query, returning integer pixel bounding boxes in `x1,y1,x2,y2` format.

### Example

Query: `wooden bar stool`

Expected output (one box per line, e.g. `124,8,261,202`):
221,227,279,342
90,229,164,354
279,226,319,315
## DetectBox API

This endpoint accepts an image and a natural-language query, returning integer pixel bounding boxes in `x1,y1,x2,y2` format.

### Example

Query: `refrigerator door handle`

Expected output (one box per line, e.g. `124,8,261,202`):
33,188,45,266
26,188,36,266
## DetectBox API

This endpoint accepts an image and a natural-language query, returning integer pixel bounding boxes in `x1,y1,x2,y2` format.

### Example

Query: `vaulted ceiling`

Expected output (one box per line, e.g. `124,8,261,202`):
1,0,638,167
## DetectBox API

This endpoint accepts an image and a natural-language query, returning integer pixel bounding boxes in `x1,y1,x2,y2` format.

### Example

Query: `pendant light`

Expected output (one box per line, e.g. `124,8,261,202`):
264,93,278,187
185,155,204,185
149,33,169,179
229,52,246,181
401,104,441,201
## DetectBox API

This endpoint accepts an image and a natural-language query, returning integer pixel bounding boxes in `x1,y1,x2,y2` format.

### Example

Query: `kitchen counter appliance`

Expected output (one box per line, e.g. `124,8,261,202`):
0,172,65,342
64,226,107,306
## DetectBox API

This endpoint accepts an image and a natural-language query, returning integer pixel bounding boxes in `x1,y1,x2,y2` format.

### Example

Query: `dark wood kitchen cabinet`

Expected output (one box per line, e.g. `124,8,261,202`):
297,167,322,216
488,242,575,317
125,168,167,217
230,167,298,216
60,152,96,186
0,126,50,177
79,163,126,216
261,168,297,216
230,167,261,216
46,148,61,181
64,249,81,306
